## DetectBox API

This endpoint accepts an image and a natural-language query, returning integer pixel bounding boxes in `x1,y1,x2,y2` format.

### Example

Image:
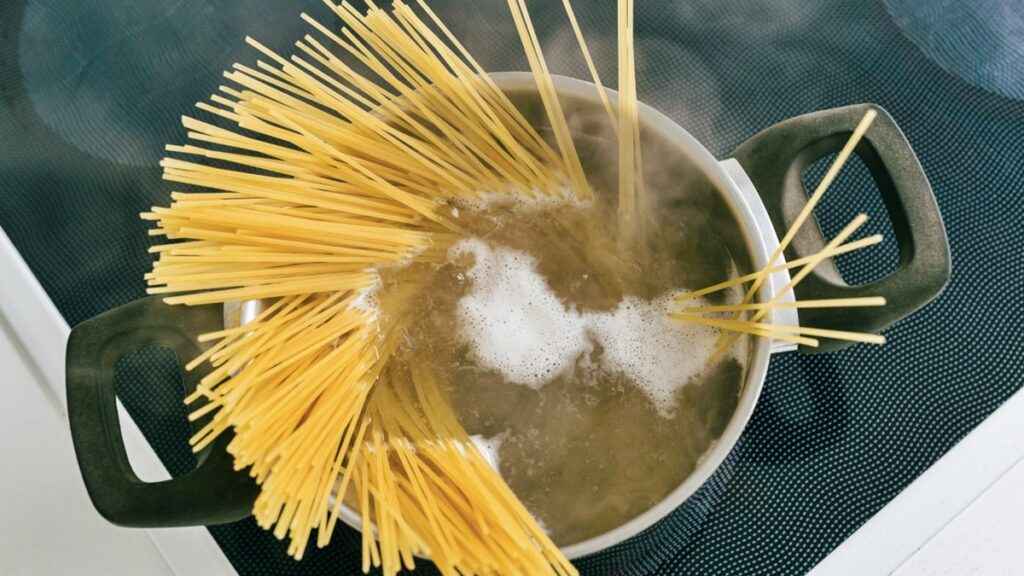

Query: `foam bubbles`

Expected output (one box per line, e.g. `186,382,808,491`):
469,433,506,471
453,239,590,388
455,186,583,214
451,239,726,417
589,295,721,416
348,272,381,320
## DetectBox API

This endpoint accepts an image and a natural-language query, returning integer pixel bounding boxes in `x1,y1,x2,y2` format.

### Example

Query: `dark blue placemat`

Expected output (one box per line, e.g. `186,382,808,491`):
2,1,1022,574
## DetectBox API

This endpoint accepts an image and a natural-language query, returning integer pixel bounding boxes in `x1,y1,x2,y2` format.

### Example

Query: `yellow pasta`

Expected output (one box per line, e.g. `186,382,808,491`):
140,0,676,573
505,0,591,200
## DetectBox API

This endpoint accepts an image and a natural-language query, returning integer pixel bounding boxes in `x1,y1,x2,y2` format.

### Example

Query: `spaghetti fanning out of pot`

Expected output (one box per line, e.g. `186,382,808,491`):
141,1,889,575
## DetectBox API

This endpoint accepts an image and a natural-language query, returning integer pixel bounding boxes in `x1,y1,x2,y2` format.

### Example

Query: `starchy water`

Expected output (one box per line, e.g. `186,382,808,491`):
378,193,749,545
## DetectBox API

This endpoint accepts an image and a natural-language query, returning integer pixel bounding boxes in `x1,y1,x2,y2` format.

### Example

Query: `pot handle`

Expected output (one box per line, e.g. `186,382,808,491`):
66,295,258,527
732,104,951,353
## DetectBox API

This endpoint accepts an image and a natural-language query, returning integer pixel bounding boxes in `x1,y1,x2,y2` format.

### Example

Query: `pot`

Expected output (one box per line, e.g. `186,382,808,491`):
65,73,950,559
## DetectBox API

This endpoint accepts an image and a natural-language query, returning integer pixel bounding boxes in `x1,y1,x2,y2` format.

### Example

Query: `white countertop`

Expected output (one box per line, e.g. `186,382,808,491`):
0,313,174,576
1,224,1021,575
894,458,1024,576
811,385,1024,575
0,227,235,576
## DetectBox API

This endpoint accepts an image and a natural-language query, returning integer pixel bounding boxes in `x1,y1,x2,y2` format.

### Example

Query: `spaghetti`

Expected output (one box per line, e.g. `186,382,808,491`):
145,1,592,573
670,111,891,351
142,0,886,572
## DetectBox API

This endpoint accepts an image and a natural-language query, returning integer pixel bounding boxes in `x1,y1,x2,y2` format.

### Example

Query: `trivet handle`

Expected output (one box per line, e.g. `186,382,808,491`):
732,104,951,353
66,295,258,527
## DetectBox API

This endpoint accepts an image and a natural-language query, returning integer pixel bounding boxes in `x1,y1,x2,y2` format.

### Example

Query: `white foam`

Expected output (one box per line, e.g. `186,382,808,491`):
469,433,505,471
588,295,720,416
456,186,584,213
347,272,381,320
451,239,728,417
453,239,589,388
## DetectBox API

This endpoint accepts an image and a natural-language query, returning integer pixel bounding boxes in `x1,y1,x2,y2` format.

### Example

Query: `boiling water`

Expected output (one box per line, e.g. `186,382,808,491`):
378,195,750,546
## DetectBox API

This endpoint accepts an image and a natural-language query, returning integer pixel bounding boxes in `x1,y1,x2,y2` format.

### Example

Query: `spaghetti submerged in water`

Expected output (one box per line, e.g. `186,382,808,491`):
143,1,887,574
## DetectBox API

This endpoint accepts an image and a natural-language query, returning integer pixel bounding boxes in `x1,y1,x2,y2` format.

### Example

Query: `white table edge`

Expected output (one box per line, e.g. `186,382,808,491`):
0,226,237,576
810,383,1024,575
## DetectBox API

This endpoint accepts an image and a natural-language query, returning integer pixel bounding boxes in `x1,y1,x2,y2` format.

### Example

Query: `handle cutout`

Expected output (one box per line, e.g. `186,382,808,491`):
113,345,197,480
801,151,900,285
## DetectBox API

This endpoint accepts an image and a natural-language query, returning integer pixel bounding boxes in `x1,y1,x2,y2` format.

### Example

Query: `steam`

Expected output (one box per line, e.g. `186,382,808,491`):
424,0,833,158
18,0,338,166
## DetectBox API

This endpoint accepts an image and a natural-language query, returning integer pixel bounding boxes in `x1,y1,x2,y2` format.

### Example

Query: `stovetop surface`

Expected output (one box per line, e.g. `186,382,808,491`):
2,1,1022,574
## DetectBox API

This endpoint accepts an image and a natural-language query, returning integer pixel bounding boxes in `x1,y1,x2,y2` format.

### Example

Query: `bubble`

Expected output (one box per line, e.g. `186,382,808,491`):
450,239,725,416
452,239,590,389
469,433,505,471
348,274,381,320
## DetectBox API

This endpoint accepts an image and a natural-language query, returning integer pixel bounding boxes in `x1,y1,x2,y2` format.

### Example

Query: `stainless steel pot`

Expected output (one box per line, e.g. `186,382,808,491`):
65,73,950,559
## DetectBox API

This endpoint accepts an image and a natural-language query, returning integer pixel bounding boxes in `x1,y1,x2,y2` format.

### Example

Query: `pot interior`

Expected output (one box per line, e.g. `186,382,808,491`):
230,73,768,558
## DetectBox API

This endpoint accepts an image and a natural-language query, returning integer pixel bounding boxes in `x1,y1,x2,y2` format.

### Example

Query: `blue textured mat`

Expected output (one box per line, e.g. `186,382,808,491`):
2,1,1022,574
